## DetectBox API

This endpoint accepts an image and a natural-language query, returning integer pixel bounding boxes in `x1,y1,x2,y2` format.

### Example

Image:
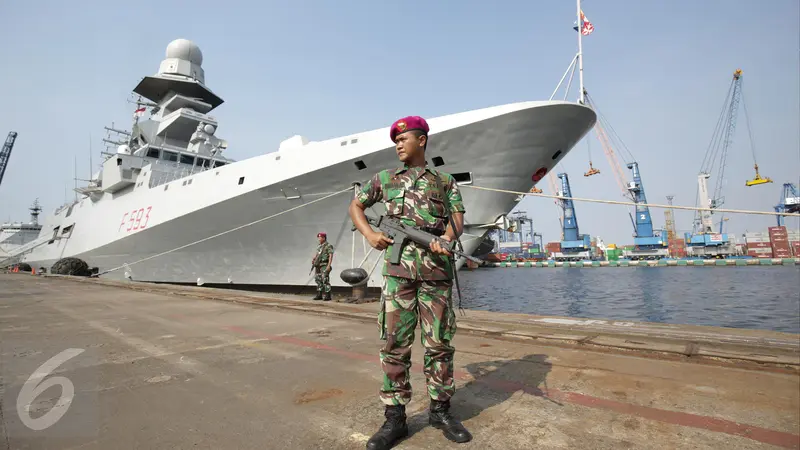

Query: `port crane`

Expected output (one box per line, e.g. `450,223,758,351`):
774,183,800,227
552,172,594,261
623,162,669,259
0,131,18,189
580,90,669,260
664,195,677,241
686,69,770,258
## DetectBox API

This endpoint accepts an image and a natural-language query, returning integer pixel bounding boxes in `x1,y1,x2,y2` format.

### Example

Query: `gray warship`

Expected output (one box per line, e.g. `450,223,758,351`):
4,38,596,289
0,200,42,259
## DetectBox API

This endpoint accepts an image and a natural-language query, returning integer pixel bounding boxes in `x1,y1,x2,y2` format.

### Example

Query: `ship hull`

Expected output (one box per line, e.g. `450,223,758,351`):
21,101,596,288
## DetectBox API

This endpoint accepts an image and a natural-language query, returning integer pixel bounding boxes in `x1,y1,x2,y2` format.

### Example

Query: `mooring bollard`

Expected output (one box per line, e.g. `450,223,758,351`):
351,284,366,302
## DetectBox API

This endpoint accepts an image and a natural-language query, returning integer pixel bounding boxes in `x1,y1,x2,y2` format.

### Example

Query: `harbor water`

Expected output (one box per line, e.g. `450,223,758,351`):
459,266,800,334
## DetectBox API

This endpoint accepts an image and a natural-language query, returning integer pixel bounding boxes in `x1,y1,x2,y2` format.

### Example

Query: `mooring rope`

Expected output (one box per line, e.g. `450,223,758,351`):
95,185,356,277
461,185,800,219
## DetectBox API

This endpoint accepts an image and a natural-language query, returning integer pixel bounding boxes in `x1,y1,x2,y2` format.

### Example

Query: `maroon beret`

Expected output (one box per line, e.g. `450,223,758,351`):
317,232,326,238
390,116,430,143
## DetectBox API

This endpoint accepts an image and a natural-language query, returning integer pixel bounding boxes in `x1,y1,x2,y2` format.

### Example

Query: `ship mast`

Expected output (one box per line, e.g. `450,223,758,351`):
549,0,588,104
576,0,585,104
29,199,41,226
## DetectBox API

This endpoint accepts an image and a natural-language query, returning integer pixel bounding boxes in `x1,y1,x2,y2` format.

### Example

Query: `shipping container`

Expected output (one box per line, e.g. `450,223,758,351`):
746,242,772,248
768,226,787,232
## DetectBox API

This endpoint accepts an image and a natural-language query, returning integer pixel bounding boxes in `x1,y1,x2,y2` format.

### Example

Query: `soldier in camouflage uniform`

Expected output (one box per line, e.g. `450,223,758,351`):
349,115,472,449
312,232,334,301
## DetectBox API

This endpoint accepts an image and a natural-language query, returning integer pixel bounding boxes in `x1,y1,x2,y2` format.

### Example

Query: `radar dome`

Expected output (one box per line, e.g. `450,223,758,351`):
165,39,203,66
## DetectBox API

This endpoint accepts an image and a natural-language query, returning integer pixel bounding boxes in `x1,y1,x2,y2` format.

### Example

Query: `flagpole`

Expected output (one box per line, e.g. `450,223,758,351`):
577,0,585,105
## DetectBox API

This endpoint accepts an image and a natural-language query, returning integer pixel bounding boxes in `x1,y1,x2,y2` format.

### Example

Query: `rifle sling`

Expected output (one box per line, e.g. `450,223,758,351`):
432,170,466,316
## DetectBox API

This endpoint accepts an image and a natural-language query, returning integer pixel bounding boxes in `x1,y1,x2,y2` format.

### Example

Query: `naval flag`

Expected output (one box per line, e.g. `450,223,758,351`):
133,106,146,118
573,10,595,36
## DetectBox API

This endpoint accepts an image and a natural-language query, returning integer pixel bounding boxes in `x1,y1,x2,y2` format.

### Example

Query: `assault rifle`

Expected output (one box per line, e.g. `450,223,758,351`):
364,215,482,265
361,214,480,316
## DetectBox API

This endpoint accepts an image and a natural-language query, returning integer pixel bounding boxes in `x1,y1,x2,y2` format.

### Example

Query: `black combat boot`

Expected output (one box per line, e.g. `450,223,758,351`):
429,399,472,443
324,292,332,301
313,292,323,300
366,405,408,450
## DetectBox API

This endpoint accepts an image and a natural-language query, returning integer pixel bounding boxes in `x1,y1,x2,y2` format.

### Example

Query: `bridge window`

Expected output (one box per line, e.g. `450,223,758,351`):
48,226,60,244
180,154,195,165
162,151,178,162
147,148,160,158
196,157,210,168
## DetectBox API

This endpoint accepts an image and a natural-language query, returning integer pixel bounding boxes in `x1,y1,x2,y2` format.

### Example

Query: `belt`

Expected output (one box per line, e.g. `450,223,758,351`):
420,227,445,237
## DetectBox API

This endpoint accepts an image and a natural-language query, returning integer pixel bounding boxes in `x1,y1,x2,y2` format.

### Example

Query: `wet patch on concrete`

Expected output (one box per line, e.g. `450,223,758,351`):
294,388,344,404
146,374,173,384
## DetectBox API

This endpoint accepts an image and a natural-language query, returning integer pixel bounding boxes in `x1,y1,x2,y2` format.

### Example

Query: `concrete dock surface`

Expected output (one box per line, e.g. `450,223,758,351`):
1,273,798,449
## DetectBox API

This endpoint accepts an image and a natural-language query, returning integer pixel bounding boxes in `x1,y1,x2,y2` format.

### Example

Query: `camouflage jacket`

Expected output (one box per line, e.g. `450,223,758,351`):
356,165,466,281
313,242,334,267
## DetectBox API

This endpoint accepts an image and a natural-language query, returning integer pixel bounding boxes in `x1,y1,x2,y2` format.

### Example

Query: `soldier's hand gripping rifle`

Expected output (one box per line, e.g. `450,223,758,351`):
364,215,482,265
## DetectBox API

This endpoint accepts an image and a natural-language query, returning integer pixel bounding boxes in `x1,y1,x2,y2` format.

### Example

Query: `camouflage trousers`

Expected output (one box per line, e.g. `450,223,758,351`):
378,275,457,406
314,266,332,293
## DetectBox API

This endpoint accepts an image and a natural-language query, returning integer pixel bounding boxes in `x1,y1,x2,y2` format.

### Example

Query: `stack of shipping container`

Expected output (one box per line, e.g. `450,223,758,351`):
744,226,800,258
605,248,623,261
667,238,687,258
745,231,773,258
769,226,792,258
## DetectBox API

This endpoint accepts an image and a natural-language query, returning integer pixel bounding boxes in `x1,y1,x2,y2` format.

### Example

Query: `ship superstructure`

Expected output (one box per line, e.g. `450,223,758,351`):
5,39,597,288
0,200,42,258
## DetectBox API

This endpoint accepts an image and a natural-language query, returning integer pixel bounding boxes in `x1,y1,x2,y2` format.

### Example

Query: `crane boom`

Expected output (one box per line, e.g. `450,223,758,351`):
0,131,18,188
559,173,580,242
695,69,772,235
582,92,632,200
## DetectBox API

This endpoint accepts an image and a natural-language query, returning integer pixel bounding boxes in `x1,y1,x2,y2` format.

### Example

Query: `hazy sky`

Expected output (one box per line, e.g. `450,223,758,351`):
1,0,798,246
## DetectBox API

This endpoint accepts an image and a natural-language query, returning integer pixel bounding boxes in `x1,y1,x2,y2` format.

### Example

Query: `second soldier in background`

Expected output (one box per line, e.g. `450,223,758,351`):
312,232,334,301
